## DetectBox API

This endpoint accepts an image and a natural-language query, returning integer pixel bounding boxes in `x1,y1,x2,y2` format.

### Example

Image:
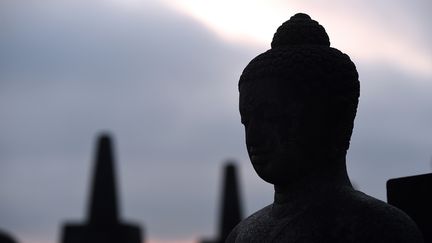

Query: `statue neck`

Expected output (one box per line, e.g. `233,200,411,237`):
273,156,352,206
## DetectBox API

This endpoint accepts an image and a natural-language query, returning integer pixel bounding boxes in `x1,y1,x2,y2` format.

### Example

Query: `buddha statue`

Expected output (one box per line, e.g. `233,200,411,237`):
227,13,423,243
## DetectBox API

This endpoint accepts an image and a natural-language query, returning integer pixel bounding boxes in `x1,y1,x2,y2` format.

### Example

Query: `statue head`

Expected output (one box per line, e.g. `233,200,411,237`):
239,13,360,186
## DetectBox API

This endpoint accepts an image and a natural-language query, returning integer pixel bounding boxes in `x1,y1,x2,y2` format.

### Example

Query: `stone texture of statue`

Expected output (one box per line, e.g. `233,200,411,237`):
227,13,423,243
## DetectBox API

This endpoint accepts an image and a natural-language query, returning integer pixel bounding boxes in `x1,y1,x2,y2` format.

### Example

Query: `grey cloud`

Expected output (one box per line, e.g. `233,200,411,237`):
0,1,253,242
348,63,432,198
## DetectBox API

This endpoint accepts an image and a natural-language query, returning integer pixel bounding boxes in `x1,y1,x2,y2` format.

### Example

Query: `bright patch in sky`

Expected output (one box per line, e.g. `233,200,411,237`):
167,0,432,77
166,0,294,44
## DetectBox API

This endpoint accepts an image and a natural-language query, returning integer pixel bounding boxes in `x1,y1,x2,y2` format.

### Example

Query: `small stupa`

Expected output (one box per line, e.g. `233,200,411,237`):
61,134,143,243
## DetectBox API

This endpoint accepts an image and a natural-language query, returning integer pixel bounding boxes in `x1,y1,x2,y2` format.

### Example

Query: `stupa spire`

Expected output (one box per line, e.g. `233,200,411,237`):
88,134,119,224
219,162,243,240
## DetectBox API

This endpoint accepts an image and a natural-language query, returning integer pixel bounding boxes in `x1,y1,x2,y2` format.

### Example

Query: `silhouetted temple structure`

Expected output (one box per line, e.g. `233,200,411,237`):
387,173,432,243
61,134,143,243
0,230,18,243
201,162,243,243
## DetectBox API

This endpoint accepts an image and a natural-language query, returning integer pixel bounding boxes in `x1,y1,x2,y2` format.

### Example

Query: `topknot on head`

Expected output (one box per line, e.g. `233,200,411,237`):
271,13,330,48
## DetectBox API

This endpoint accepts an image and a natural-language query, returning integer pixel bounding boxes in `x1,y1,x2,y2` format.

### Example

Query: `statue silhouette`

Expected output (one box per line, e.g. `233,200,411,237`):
227,13,423,242
201,162,243,243
61,134,143,243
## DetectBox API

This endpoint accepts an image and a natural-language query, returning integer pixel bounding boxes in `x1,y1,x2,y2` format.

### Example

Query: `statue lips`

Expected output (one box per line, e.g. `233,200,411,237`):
249,146,272,165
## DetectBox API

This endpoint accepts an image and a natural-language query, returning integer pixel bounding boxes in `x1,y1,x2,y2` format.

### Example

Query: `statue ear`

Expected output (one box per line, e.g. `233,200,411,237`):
325,99,357,152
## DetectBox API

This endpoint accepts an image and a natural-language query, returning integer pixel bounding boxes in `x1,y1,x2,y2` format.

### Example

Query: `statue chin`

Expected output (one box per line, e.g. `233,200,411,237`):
249,152,308,186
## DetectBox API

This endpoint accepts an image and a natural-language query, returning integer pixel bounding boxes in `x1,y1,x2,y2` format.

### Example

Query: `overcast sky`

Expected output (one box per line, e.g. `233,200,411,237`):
0,1,431,243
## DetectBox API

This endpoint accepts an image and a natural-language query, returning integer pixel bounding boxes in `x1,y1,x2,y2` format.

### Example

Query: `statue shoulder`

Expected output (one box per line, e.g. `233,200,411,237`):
345,190,424,243
226,204,273,243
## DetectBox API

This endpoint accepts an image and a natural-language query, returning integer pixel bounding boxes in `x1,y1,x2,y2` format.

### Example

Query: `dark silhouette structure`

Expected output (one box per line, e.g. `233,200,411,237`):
227,13,423,242
387,173,432,242
61,134,143,243
201,162,243,243
0,231,18,243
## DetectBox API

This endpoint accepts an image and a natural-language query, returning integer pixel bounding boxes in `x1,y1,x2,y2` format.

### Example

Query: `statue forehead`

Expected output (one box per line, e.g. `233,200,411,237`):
239,77,318,107
240,76,303,97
